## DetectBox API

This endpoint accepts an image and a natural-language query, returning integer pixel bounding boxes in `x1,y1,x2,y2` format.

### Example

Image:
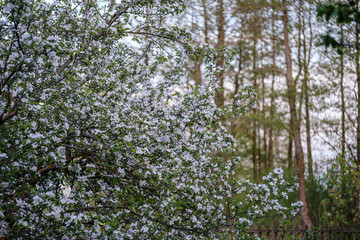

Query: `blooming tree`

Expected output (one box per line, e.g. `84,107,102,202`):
0,0,301,239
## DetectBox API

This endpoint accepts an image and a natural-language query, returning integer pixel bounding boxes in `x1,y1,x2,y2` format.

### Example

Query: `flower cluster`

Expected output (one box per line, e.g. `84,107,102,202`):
0,0,301,239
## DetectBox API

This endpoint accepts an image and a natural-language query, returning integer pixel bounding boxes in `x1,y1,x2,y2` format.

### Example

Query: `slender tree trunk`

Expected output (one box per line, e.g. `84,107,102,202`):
304,69,312,177
233,43,243,104
340,25,346,159
287,120,293,172
145,7,150,66
355,0,360,220
356,0,360,168
262,72,267,173
215,0,225,107
302,8,313,177
202,0,209,44
253,119,258,182
268,7,276,172
253,38,258,183
194,62,202,86
258,125,262,179
192,0,212,87
268,82,274,171
282,0,313,229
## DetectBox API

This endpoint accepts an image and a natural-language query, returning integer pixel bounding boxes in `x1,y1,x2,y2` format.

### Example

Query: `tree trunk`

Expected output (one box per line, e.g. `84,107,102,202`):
258,125,262,179
282,0,313,229
303,7,313,177
215,0,225,107
252,38,258,183
233,43,243,104
355,0,360,220
340,25,345,159
194,62,202,86
268,53,275,172
253,118,258,183
202,0,209,44
304,69,313,177
262,72,267,174
287,120,293,172
268,6,276,172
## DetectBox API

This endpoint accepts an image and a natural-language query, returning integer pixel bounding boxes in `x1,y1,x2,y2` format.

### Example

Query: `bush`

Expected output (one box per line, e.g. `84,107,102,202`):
0,0,301,238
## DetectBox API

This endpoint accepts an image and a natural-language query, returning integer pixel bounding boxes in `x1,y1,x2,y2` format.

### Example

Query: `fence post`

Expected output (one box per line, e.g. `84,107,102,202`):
326,226,330,240
295,225,300,239
249,224,253,238
346,230,351,240
259,223,262,238
266,224,270,240
319,225,323,239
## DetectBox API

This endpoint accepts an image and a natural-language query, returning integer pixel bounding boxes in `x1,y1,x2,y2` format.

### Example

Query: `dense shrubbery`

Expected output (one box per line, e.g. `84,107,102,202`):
0,0,301,238
321,155,360,229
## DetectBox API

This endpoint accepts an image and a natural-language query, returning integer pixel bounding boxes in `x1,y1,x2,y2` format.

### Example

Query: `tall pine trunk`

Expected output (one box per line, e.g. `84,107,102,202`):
282,0,313,229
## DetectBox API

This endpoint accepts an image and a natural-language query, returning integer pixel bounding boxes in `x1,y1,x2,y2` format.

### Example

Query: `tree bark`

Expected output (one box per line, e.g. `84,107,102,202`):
202,0,209,44
302,7,313,177
253,118,258,183
268,89,274,171
252,38,258,183
233,41,243,105
355,0,360,221
268,8,276,172
287,119,293,172
282,0,313,229
262,72,267,174
258,125,262,179
194,62,202,86
215,0,225,107
304,68,313,177
340,25,346,159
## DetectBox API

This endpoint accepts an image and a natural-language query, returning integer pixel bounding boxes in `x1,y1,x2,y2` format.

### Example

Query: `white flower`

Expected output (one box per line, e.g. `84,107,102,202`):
118,167,126,177
141,226,149,233
29,132,43,139
32,195,43,205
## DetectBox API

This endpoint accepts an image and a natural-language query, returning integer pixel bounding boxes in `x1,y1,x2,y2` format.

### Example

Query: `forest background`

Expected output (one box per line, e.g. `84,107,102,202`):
174,0,360,231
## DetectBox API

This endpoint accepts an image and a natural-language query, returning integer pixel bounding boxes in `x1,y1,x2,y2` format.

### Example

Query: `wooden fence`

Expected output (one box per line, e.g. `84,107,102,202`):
247,227,360,239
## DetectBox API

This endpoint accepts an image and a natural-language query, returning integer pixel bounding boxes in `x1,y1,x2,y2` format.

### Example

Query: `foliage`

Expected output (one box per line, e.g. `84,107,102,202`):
316,0,360,230
0,0,301,239
317,0,359,53
305,176,329,227
322,155,360,229
279,220,319,240
317,0,359,24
